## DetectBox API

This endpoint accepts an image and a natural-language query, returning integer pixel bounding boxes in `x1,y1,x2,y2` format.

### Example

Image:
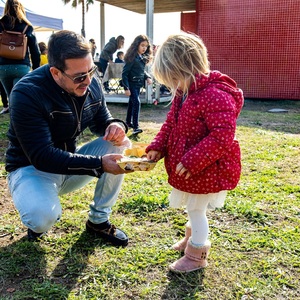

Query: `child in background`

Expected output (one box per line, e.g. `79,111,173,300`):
146,33,244,273
122,34,152,135
115,51,124,63
38,42,48,66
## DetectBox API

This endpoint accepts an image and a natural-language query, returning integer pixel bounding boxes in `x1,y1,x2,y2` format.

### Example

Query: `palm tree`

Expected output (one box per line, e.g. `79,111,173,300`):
62,0,94,37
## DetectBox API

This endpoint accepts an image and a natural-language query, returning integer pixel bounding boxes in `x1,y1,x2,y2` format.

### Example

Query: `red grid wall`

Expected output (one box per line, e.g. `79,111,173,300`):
181,12,197,34
191,0,300,99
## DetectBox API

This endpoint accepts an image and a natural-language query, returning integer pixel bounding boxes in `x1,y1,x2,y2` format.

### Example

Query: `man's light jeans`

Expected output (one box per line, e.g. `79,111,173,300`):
7,138,124,233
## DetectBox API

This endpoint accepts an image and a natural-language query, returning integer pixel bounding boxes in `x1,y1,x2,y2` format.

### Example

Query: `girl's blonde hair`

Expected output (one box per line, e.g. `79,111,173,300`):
153,33,210,96
3,0,32,27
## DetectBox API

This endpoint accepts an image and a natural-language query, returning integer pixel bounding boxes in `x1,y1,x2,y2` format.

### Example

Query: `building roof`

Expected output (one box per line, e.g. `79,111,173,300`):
95,0,196,14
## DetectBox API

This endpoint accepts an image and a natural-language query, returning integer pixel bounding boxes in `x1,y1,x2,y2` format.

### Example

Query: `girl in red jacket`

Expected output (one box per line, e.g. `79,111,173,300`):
146,33,244,273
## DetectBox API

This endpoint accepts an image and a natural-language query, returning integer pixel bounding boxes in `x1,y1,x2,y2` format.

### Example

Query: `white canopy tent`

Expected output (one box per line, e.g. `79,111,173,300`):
0,0,63,31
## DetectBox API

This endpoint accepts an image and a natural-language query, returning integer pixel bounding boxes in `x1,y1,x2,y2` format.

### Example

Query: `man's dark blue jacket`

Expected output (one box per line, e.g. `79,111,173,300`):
5,65,126,177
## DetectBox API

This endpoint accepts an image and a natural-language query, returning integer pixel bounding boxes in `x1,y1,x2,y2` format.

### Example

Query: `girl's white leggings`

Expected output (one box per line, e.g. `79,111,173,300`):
187,197,210,246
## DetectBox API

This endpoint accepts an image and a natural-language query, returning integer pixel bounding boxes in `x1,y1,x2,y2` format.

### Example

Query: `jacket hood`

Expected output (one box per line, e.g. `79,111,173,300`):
191,71,244,116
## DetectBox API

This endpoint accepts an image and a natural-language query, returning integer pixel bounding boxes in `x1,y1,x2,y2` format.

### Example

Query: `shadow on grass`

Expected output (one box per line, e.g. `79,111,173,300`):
0,231,102,299
161,268,206,299
0,235,47,299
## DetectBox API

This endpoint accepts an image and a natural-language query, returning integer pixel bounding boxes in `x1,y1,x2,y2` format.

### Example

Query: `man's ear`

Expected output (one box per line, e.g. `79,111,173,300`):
50,66,61,81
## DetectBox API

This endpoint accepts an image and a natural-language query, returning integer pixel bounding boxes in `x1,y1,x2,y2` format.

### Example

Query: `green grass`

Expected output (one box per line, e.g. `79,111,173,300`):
0,100,299,299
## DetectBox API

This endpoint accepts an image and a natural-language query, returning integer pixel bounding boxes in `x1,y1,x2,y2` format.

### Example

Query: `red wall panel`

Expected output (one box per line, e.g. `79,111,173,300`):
186,0,300,99
181,12,197,34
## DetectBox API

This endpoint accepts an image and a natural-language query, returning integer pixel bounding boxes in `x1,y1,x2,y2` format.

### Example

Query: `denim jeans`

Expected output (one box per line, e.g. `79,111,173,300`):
7,138,124,233
126,86,141,129
0,64,30,98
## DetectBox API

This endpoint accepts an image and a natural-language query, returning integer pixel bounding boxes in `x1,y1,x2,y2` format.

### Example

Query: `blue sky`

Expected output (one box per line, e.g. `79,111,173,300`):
19,0,180,56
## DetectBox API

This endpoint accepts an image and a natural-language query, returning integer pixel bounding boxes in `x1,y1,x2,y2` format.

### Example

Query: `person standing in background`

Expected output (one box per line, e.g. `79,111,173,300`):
38,42,48,66
122,34,152,135
0,0,40,106
89,38,97,60
0,81,8,114
100,35,124,93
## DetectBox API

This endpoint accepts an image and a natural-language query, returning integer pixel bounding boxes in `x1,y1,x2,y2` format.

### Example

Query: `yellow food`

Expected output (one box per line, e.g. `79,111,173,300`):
123,143,148,158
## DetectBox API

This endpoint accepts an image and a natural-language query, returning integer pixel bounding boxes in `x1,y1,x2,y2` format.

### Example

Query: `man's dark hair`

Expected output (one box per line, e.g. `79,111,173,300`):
48,30,91,70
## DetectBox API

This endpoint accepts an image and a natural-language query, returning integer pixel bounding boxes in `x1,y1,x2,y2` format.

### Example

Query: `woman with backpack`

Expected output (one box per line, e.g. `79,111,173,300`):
0,0,40,113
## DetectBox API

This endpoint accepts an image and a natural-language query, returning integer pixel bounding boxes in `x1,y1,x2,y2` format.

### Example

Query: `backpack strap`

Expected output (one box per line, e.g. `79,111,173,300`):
0,22,28,34
22,24,28,34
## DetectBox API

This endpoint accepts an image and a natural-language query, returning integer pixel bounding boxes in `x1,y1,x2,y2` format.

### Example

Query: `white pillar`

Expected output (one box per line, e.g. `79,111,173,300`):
145,0,154,104
99,2,105,50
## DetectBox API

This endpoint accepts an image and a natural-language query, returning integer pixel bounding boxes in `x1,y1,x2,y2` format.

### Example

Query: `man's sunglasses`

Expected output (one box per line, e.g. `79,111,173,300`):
58,65,98,84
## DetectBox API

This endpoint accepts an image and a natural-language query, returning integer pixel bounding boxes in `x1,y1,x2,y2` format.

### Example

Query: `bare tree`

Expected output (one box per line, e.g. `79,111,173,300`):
62,0,94,37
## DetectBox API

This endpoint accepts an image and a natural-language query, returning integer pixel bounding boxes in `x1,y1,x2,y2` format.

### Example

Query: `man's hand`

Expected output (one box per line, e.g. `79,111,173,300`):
103,123,126,146
102,153,133,174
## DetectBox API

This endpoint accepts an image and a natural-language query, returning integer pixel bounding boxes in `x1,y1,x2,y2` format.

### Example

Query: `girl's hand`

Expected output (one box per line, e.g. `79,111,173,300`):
176,162,191,179
146,78,152,85
147,150,162,162
125,90,131,96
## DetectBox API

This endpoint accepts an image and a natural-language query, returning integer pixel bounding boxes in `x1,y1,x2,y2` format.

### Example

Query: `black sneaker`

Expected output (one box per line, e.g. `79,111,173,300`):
86,220,128,247
132,128,143,135
27,228,45,242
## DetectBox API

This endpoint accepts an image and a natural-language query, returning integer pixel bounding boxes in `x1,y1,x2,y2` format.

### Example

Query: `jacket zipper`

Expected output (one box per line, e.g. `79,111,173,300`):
69,91,89,138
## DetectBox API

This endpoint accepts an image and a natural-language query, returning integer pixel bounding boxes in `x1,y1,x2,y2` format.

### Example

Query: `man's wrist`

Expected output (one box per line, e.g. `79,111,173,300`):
92,156,104,178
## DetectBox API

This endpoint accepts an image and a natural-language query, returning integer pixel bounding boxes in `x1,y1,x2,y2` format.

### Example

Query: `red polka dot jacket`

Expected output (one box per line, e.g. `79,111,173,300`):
146,71,244,194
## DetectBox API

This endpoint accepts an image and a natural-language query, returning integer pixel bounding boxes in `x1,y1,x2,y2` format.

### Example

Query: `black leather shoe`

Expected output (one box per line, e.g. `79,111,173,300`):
27,228,45,242
86,220,128,247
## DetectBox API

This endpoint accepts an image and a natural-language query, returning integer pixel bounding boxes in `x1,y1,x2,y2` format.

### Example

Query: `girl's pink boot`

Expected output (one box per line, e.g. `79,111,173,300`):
172,225,191,252
169,239,211,273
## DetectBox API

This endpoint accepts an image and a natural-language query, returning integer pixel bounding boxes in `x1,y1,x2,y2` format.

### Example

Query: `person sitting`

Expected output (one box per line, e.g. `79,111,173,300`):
115,51,124,63
5,30,132,245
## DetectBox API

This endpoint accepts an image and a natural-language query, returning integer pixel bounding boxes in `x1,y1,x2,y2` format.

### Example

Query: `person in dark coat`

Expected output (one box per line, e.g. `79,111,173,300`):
114,51,124,63
122,34,152,135
0,0,40,105
100,35,124,92
5,30,132,245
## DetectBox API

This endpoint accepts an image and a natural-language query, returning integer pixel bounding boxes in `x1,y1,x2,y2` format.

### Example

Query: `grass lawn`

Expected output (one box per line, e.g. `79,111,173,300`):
0,99,299,299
